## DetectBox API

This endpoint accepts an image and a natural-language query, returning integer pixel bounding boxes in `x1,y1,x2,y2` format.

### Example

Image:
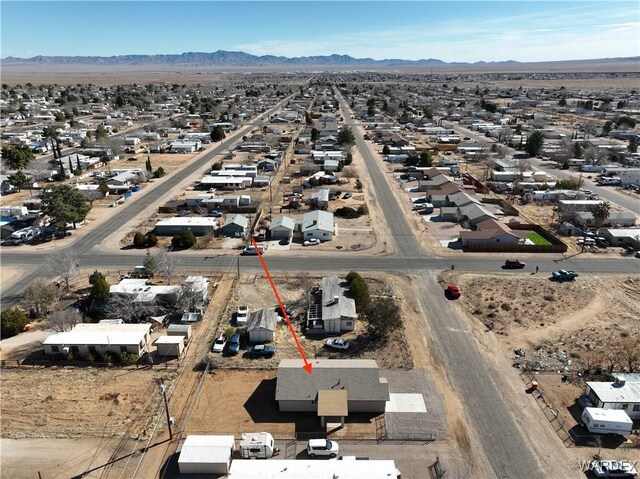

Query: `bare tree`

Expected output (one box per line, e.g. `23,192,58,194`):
22,279,60,317
583,145,607,166
107,294,156,323
47,250,80,291
582,122,597,139
342,166,357,183
176,283,205,312
500,126,513,146
156,248,179,285
49,307,81,332
616,334,640,372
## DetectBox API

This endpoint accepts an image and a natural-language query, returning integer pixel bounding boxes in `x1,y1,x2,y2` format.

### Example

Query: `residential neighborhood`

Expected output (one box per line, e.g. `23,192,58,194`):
1,3,640,479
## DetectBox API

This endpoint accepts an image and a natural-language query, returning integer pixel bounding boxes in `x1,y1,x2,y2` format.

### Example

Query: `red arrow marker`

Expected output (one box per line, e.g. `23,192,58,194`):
251,238,313,374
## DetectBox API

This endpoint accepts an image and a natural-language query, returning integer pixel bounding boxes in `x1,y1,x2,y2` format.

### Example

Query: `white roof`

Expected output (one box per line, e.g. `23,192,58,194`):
201,176,248,185
303,210,334,233
587,380,640,404
155,217,218,227
601,228,640,238
229,460,399,479
43,323,150,347
178,435,234,465
155,335,185,345
584,407,633,423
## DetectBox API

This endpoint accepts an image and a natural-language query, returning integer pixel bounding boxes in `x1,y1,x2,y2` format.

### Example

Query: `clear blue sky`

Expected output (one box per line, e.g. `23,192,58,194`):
2,1,639,62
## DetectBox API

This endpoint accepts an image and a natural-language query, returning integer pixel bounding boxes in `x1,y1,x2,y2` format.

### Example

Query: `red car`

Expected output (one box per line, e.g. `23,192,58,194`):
504,259,526,269
446,284,461,299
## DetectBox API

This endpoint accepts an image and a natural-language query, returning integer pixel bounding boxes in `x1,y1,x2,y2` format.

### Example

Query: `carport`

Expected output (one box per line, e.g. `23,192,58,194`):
317,389,348,428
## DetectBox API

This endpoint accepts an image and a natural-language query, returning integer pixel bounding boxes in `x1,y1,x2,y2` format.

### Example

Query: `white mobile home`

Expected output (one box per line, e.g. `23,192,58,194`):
178,435,235,474
584,375,640,419
43,323,151,358
581,407,633,436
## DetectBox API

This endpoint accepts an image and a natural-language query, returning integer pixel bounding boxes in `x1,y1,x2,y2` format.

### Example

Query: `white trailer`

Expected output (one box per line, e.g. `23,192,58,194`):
581,407,633,436
239,432,277,459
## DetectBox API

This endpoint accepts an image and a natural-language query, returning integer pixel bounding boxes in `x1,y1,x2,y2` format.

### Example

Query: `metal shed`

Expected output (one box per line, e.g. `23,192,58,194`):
247,309,278,343
167,324,192,343
155,335,185,358
178,435,235,474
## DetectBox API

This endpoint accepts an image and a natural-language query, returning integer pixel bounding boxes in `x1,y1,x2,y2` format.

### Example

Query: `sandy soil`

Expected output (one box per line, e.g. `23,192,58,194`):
0,266,27,293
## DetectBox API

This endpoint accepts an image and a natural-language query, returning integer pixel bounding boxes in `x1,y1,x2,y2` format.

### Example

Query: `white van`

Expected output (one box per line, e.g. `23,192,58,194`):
243,245,265,255
307,439,339,458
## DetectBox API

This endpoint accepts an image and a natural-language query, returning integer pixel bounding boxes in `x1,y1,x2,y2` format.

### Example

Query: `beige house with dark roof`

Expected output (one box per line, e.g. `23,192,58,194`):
459,219,522,247
275,359,390,426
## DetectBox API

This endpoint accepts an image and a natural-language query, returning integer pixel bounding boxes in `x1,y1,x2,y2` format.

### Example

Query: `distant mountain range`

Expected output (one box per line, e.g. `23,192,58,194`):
1,50,522,66
2,51,637,68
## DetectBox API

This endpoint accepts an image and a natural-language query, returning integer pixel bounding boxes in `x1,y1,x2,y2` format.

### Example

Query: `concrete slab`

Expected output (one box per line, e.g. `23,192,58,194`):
386,393,427,413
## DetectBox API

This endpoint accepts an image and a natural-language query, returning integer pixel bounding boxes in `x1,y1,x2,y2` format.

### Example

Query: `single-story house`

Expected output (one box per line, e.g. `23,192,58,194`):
310,189,330,209
154,217,218,236
275,359,390,424
558,200,605,213
599,228,640,248
200,176,251,190
269,216,295,240
459,219,522,247
323,159,340,172
302,210,334,241
155,335,185,358
306,275,357,334
221,214,248,237
584,374,640,419
247,308,278,343
574,211,637,228
178,435,235,475
257,159,278,172
458,203,499,226
43,323,152,358
418,174,451,192
427,182,461,207
446,191,482,208
107,171,142,187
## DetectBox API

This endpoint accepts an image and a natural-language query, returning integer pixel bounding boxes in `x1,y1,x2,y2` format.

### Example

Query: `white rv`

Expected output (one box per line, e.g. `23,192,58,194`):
581,407,633,436
239,432,278,459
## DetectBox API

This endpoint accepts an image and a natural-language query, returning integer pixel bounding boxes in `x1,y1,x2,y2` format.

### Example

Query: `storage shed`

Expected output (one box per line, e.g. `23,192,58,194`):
167,324,192,343
178,435,235,474
247,308,278,343
155,336,185,358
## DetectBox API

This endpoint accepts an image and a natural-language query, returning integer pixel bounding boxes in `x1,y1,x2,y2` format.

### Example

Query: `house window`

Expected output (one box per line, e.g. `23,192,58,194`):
323,233,327,237
345,322,353,328
496,239,500,243
51,346,59,353
633,405,640,411
621,403,629,410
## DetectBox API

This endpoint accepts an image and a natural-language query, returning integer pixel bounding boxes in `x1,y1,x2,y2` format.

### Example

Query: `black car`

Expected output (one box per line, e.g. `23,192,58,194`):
279,237,291,245
246,344,277,358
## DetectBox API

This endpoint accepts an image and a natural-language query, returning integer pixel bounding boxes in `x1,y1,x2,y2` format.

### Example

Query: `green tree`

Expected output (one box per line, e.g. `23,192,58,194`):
94,124,108,140
154,167,166,178
143,250,157,274
629,138,638,154
573,142,583,158
558,97,567,107
555,179,580,190
88,270,106,286
1,144,34,170
345,271,370,311
525,131,545,157
419,150,433,167
305,111,313,125
310,127,319,142
8,170,29,192
133,231,147,248
42,126,62,160
181,230,197,248
364,297,402,340
592,201,611,229
40,184,91,230
1,307,29,338
89,277,110,304
337,126,356,146
146,233,158,247
382,144,390,155
615,115,637,129
210,126,226,142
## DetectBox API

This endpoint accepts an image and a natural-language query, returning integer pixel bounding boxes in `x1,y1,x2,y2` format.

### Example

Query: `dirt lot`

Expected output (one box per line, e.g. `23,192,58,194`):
206,273,414,371
0,366,176,439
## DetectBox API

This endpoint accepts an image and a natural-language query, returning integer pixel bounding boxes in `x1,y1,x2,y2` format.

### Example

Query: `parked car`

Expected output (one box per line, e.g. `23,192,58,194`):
303,238,321,246
343,192,352,199
211,333,226,353
307,439,339,458
227,333,241,355
246,344,277,358
445,284,461,299
207,210,223,217
275,304,293,318
551,270,579,281
325,338,351,350
279,237,291,245
504,259,526,269
236,306,248,324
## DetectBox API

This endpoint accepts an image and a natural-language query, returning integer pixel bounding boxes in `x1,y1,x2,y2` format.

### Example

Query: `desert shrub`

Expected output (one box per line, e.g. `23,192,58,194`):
500,303,512,311
356,204,368,216
133,231,147,248
153,167,165,178
145,233,158,247
335,207,360,219
120,352,138,365
1,307,29,338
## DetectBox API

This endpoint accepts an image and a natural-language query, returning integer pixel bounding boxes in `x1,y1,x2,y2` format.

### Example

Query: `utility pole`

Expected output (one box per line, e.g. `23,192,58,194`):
159,380,173,440
237,256,240,278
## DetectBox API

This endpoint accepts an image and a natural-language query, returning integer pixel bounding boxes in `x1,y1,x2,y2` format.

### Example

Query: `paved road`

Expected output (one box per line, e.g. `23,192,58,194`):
2,90,637,478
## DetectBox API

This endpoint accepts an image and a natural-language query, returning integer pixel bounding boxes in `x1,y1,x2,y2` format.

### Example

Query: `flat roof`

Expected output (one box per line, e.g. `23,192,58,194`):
178,435,234,465
155,336,185,345
317,389,348,417
587,381,640,404
43,323,150,347
155,217,218,227
228,459,399,479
